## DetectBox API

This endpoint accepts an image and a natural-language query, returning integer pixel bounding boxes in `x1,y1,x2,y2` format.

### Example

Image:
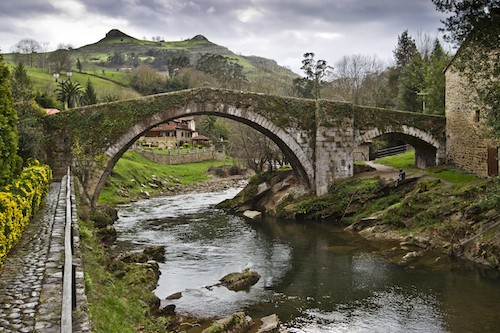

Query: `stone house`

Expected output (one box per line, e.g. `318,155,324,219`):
444,34,499,177
137,116,198,148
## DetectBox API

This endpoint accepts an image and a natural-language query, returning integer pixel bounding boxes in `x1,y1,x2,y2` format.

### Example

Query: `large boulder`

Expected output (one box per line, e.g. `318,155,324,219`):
116,245,166,263
220,268,260,291
201,312,253,333
243,210,262,220
257,314,281,333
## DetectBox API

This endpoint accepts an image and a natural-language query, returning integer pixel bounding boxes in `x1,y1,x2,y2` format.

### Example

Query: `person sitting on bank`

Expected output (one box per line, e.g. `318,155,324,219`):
396,169,406,186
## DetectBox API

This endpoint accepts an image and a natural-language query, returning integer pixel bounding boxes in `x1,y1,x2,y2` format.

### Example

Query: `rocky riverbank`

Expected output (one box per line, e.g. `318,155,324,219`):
219,169,500,270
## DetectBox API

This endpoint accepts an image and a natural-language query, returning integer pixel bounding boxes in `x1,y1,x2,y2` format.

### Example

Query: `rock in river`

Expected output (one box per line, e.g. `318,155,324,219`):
220,268,260,291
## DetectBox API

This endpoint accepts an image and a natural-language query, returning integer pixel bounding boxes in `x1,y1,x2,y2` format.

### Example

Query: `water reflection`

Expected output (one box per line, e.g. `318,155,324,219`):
114,188,500,332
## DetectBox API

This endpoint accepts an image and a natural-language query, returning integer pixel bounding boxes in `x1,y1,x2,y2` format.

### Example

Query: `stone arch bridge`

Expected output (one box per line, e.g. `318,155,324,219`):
45,88,446,205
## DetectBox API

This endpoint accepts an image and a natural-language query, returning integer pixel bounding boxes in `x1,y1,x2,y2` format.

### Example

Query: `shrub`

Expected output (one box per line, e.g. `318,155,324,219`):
0,160,52,266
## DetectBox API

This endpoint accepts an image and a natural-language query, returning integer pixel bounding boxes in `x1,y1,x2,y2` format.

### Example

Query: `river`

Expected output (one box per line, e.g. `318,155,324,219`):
114,186,500,333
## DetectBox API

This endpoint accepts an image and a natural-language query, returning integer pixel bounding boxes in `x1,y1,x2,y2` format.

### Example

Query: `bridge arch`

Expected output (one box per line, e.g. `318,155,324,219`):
87,102,315,204
354,125,446,168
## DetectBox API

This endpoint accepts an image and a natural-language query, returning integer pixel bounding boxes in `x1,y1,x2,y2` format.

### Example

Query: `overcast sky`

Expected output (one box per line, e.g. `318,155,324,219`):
0,0,450,74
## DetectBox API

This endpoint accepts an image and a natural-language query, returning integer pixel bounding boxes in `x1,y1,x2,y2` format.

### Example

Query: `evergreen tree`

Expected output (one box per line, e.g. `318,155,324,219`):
0,55,22,185
11,62,47,162
82,79,98,105
423,39,450,115
398,52,425,112
394,30,418,68
76,58,83,73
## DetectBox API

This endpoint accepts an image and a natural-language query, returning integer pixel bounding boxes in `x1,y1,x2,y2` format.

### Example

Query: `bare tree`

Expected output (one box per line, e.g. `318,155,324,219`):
228,122,285,172
47,49,72,72
12,38,41,67
325,54,386,105
415,31,434,59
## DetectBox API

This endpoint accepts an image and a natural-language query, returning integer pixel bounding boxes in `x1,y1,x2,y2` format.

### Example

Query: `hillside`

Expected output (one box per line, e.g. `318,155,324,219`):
77,29,297,80
2,29,298,101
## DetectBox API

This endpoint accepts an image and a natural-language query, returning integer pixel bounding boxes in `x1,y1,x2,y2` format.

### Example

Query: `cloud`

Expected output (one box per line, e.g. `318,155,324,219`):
0,0,448,73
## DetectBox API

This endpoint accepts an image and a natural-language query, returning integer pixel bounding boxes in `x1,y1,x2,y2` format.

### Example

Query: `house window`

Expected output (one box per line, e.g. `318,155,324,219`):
474,110,480,122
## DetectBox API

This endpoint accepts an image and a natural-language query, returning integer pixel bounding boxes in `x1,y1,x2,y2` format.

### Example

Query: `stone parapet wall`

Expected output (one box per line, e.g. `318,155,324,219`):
137,148,225,165
445,69,492,177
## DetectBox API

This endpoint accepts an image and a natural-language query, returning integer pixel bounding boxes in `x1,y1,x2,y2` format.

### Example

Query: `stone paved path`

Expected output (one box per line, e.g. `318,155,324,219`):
0,182,61,333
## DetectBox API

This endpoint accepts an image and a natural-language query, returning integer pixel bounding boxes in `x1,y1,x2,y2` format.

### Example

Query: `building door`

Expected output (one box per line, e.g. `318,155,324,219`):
487,146,499,176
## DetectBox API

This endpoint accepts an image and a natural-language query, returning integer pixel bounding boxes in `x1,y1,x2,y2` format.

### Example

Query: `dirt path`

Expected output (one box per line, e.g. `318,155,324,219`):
357,161,400,181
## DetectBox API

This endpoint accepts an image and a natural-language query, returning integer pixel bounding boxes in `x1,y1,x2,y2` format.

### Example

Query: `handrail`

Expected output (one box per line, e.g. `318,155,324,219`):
61,167,73,332
375,144,412,159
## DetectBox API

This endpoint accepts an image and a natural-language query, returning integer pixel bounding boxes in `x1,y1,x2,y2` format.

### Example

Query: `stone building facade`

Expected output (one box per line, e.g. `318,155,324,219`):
445,63,499,177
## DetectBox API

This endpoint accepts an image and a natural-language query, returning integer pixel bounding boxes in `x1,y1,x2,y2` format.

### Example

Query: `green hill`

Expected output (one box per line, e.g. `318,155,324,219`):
2,29,298,104
77,29,297,81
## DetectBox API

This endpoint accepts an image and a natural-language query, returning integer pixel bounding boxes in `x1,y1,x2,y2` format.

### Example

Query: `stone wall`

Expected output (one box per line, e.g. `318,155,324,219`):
137,148,225,165
445,68,498,177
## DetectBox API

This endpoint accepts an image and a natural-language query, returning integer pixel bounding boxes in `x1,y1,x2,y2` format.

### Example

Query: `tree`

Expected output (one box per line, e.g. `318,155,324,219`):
76,58,83,73
56,80,83,109
47,49,72,72
393,30,418,68
167,54,190,77
292,77,315,99
228,122,285,172
11,63,33,102
12,38,41,67
398,52,425,112
82,79,98,105
326,54,386,105
128,64,164,94
299,52,332,99
422,39,451,115
432,1,500,136
11,62,47,163
201,116,230,143
196,54,248,90
0,55,22,185
108,51,125,66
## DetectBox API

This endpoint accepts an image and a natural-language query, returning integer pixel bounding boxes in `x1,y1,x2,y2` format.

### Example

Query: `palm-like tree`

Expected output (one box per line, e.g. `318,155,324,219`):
56,80,82,109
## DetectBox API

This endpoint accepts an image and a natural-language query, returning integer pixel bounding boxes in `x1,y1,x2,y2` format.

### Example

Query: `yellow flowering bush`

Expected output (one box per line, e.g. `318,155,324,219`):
0,160,52,267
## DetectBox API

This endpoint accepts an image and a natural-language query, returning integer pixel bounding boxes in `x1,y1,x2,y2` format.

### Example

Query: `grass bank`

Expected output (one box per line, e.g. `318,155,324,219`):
99,150,232,205
79,217,170,332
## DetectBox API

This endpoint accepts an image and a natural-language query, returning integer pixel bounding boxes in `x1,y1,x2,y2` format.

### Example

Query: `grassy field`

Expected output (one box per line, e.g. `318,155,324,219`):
374,151,417,169
24,67,140,100
99,150,231,205
374,151,478,183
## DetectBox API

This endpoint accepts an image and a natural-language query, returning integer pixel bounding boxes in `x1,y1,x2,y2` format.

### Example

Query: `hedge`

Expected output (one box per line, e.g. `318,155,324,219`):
0,160,52,267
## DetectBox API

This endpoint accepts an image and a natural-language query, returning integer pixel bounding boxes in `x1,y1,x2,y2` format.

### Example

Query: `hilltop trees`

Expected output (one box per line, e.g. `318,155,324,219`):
0,56,22,185
196,54,248,90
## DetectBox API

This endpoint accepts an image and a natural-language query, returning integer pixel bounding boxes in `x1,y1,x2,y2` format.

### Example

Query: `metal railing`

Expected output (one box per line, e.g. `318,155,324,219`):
61,167,73,332
374,144,413,159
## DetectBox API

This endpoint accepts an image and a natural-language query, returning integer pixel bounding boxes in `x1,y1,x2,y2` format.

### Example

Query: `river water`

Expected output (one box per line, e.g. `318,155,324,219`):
114,187,500,333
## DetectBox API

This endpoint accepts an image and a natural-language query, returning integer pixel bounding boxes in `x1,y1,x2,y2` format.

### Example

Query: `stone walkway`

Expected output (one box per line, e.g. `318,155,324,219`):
0,182,61,333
